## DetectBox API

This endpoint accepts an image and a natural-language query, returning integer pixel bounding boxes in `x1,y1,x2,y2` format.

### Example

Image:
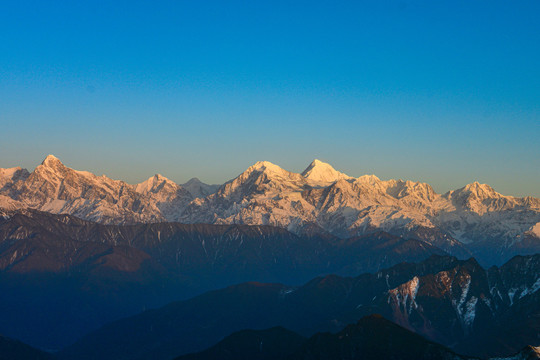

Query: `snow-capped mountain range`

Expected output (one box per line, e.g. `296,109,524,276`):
1,155,539,261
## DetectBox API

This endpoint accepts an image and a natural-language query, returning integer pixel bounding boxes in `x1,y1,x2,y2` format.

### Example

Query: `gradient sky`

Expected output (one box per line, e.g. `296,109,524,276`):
1,1,539,196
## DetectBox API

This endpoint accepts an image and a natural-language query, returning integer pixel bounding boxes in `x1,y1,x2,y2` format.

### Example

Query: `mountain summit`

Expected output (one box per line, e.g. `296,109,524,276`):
301,159,352,185
41,154,63,167
0,156,539,263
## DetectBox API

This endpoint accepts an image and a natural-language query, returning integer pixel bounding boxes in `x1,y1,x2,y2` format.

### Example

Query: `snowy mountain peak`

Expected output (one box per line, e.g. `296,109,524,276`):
41,154,63,168
301,159,352,184
249,161,285,174
462,181,497,197
0,167,30,191
135,174,175,194
242,161,302,182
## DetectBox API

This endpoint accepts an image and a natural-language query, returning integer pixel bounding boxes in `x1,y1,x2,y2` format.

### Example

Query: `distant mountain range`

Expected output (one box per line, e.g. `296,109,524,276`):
1,156,539,359
59,254,540,360
1,155,539,264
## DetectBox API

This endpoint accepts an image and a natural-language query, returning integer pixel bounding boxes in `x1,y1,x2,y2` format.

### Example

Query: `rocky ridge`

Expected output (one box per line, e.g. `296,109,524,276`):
1,156,539,263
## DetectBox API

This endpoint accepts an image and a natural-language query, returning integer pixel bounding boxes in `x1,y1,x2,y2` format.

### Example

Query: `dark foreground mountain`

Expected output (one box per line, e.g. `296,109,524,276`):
59,255,540,360
0,334,52,360
175,315,465,360
175,315,467,360
177,315,540,360
176,326,306,360
0,209,445,350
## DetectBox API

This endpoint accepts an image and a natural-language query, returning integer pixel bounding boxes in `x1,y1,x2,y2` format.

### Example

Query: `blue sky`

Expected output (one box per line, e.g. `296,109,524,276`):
1,1,539,196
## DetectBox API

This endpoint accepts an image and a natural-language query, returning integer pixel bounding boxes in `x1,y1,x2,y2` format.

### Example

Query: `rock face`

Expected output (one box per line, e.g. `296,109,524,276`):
1,156,539,263
59,254,540,360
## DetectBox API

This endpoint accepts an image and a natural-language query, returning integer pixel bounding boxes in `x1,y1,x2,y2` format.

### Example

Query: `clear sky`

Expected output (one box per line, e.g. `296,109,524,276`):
1,1,539,196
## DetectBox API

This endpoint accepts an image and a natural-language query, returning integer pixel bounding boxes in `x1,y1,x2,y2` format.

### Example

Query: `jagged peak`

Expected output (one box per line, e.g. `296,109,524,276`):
459,181,498,198
41,154,64,168
243,161,293,178
0,166,28,177
135,173,175,193
301,159,352,184
152,173,169,181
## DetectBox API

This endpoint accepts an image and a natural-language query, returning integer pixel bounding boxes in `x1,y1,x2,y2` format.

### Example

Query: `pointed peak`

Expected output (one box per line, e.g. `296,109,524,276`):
311,158,325,166
135,173,175,194
185,177,202,184
144,173,173,184
302,159,331,171
41,154,63,167
462,181,496,195
301,159,352,184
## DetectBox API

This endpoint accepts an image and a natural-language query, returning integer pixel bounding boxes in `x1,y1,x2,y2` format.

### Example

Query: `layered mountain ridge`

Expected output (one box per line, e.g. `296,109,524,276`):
60,254,540,360
1,155,539,264
0,208,448,350
176,315,540,360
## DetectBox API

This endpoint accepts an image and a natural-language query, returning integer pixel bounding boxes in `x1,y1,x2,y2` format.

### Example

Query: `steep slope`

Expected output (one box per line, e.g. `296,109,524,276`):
134,173,193,220
0,155,214,224
4,155,166,223
301,159,353,185
60,255,540,360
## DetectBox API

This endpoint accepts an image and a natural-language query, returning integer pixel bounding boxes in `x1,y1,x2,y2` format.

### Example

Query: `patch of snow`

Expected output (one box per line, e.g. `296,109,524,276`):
528,222,540,238
388,277,420,314
462,296,478,328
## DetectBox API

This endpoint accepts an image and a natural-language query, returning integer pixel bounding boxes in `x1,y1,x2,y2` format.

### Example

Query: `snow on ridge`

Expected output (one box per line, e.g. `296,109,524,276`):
301,159,353,185
509,277,540,303
452,275,478,330
1,156,539,246
388,276,420,315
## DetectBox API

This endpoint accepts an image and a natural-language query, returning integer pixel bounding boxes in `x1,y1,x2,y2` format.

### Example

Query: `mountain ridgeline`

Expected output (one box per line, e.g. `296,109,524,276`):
1,155,539,265
0,209,445,350
59,254,540,360
175,315,540,360
0,156,539,359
